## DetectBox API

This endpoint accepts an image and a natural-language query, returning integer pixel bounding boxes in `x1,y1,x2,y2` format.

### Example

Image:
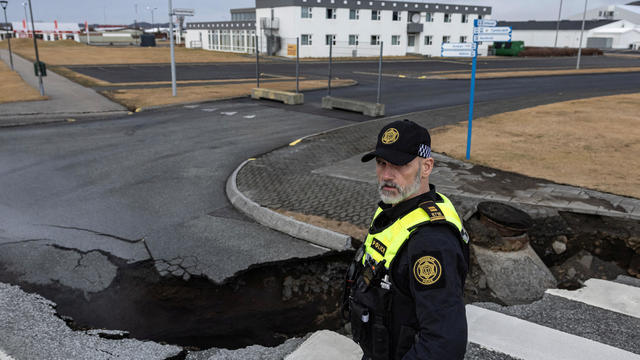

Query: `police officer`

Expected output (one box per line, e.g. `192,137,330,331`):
344,119,469,360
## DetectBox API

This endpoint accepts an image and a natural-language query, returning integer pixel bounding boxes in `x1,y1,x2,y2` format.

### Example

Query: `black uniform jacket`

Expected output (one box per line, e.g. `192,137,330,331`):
370,185,468,360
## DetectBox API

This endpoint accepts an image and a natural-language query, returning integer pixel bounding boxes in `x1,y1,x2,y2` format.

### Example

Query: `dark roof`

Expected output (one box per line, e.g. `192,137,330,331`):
230,8,256,13
255,0,492,15
186,21,256,30
497,19,618,31
627,1,640,5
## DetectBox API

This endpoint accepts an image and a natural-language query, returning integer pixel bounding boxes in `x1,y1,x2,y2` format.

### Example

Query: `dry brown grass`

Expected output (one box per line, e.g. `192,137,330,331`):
438,67,640,79
0,60,47,103
104,79,356,110
1,39,254,65
431,93,640,198
276,209,368,240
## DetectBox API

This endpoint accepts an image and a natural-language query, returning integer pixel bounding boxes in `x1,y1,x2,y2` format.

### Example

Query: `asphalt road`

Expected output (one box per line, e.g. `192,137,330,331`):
0,102,348,291
67,55,640,84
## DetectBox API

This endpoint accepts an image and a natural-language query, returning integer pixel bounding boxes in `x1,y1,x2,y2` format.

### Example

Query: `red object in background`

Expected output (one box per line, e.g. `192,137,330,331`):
54,20,58,30
22,19,26,29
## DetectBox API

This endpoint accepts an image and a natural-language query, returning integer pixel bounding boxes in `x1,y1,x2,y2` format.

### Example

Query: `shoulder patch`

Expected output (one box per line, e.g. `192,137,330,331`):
419,201,446,222
370,238,387,256
412,251,446,290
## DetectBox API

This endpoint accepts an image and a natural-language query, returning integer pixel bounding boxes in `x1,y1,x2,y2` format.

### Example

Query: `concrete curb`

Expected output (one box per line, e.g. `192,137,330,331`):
0,110,131,128
226,159,353,251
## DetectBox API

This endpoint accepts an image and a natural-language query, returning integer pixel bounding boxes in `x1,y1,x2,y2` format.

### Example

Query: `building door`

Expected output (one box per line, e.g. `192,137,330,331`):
407,34,416,53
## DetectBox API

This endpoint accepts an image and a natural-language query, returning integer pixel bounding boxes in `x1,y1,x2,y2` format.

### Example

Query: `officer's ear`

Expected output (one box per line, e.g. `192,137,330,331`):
421,157,434,179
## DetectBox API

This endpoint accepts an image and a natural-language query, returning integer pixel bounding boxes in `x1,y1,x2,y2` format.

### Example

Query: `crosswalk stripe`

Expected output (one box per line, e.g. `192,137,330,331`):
546,278,640,319
0,350,15,360
467,305,640,360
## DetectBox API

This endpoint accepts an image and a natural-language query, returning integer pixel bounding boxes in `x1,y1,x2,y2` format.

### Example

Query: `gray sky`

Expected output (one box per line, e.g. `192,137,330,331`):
2,1,632,24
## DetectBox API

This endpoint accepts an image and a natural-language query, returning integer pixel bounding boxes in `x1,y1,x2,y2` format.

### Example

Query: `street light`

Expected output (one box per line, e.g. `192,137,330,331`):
0,0,14,70
147,6,157,32
27,0,44,95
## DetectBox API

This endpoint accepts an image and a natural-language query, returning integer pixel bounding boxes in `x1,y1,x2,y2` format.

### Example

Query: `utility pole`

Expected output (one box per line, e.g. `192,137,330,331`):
554,0,563,47
147,7,157,32
0,0,14,70
576,0,588,70
27,0,44,95
134,4,138,27
168,0,176,96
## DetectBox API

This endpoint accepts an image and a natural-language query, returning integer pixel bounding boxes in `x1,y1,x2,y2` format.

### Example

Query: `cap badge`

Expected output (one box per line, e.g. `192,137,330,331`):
381,128,399,145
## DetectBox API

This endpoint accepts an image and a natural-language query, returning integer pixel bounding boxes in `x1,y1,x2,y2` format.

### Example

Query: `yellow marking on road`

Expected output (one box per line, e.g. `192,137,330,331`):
289,138,303,146
66,118,76,122
398,74,407,78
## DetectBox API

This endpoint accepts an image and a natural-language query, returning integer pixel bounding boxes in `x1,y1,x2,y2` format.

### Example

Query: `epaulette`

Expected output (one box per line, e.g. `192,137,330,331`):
419,201,446,222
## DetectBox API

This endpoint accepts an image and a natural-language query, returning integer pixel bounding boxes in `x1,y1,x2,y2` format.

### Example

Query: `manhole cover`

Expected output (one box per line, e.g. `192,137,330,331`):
477,201,533,233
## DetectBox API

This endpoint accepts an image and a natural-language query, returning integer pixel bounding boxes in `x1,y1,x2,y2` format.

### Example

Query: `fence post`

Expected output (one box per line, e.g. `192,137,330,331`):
377,41,383,104
328,39,333,96
255,34,260,88
296,37,300,93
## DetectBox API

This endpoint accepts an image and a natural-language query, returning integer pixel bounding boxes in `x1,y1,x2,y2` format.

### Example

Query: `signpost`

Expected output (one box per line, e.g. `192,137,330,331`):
465,19,511,160
168,5,195,96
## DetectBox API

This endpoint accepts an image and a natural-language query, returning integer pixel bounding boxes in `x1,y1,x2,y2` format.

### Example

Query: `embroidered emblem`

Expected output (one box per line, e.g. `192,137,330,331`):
381,128,399,144
413,255,442,286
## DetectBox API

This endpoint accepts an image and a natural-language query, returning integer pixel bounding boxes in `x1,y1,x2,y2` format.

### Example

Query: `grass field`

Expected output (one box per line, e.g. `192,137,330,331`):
0,39,254,65
104,79,356,110
0,60,47,103
432,93,640,199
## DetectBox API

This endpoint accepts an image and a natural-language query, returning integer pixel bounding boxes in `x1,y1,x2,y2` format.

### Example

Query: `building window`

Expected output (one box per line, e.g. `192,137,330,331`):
371,10,381,20
392,11,401,21
325,34,336,46
442,35,450,44
326,8,337,19
460,35,467,43
424,35,433,45
425,12,433,22
370,35,380,45
301,34,312,45
349,34,359,46
392,35,401,45
462,14,468,23
349,8,359,19
301,6,312,18
444,13,451,23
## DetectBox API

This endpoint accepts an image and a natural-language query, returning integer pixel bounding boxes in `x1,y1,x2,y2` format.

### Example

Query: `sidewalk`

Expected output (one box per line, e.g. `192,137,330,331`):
230,104,640,250
0,50,127,127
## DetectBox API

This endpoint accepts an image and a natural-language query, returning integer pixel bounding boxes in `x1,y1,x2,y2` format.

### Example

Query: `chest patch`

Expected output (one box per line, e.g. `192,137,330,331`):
370,238,387,256
419,201,446,221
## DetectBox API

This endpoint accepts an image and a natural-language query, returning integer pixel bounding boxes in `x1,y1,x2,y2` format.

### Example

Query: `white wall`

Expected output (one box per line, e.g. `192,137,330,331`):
256,6,488,58
511,20,640,49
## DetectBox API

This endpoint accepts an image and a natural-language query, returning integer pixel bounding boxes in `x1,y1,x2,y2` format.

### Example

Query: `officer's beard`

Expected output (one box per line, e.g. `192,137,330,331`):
378,163,422,205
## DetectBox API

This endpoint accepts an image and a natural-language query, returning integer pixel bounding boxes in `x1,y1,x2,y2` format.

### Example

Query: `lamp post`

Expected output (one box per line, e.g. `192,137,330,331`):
27,0,43,95
576,0,588,70
21,1,27,37
168,0,176,96
147,6,157,32
554,0,563,48
0,0,14,70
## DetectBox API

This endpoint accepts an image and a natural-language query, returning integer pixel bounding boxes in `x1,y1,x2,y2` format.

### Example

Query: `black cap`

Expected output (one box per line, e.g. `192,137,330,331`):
361,119,431,165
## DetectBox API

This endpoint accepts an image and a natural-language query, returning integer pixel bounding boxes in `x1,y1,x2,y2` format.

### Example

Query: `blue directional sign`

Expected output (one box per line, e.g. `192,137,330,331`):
441,43,476,57
474,33,512,42
475,19,497,27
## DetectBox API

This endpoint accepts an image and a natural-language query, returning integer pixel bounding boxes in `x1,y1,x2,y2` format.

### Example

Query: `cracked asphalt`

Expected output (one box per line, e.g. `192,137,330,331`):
0,101,349,293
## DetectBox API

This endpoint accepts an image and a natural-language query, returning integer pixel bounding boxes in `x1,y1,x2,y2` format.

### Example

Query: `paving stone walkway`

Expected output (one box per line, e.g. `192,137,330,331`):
236,107,640,239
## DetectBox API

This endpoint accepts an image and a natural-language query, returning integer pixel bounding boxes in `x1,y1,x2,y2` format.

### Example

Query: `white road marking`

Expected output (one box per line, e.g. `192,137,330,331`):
184,105,200,109
202,108,218,112
0,350,15,360
243,115,256,119
466,305,640,360
221,112,237,116
546,278,640,319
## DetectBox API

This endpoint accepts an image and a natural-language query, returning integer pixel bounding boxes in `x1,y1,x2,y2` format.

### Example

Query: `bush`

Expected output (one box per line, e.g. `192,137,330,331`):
518,47,603,57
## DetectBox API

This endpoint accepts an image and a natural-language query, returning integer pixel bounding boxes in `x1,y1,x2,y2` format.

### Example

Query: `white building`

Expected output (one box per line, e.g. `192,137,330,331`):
567,1,640,24
186,0,492,58
500,19,640,50
11,20,80,41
